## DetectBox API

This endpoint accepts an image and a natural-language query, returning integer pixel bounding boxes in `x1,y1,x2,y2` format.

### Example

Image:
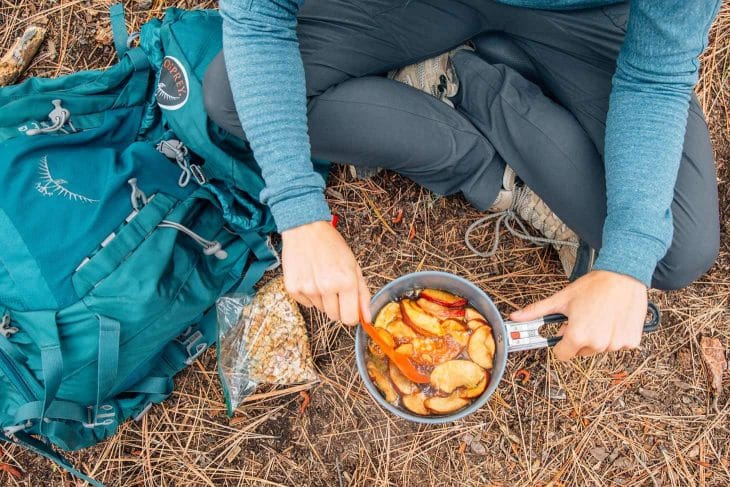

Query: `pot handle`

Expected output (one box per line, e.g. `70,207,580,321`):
505,302,661,353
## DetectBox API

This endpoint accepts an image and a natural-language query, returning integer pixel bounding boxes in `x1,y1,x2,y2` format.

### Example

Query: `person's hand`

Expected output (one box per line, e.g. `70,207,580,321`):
509,270,648,361
281,220,371,325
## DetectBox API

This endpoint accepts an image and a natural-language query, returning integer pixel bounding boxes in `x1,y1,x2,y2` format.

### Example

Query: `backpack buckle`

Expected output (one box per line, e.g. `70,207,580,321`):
83,404,116,428
133,402,153,422
0,314,18,338
3,421,31,438
175,327,207,365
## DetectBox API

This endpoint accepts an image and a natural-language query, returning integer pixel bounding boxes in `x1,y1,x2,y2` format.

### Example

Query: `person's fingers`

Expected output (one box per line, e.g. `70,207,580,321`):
283,278,316,309
357,272,372,323
576,347,595,357
322,292,341,322
510,292,566,322
306,291,324,313
291,293,315,308
338,285,360,326
552,326,585,361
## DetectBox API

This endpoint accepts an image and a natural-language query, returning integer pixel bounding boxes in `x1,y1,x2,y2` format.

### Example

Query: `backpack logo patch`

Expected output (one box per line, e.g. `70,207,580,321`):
35,156,99,204
156,56,189,110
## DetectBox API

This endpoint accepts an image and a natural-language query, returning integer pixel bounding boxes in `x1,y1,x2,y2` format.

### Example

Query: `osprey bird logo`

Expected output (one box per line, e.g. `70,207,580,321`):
35,156,99,204
155,82,181,103
156,56,189,111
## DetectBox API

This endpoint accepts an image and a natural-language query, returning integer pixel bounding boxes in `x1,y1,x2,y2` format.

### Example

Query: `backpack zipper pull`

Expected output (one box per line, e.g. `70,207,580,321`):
158,220,228,260
127,178,227,259
156,139,206,187
26,100,72,136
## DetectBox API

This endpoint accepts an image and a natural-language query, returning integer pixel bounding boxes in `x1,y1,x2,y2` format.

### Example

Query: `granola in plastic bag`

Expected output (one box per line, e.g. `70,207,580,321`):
217,276,318,415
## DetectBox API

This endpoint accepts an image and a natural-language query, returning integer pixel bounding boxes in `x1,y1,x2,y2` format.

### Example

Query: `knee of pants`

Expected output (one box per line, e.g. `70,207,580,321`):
202,53,246,139
652,232,720,290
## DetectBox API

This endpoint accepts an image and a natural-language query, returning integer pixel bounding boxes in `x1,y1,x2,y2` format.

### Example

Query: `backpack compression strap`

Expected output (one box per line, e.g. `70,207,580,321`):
110,3,131,60
0,431,105,487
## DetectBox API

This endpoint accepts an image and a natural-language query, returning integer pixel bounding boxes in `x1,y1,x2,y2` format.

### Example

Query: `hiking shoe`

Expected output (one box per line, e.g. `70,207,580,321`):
348,164,383,180
466,179,585,278
511,185,580,277
487,165,518,212
388,45,472,107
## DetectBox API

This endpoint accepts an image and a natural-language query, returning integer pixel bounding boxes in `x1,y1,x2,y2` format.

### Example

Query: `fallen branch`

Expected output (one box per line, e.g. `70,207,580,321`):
0,26,47,87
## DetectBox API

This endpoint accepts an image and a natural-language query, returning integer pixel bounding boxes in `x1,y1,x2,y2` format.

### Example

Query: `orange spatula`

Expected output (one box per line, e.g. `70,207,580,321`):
359,310,431,384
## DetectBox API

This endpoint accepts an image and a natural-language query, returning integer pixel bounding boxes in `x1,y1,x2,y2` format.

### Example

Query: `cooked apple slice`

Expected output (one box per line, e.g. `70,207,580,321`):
366,360,398,404
460,373,488,398
385,319,417,343
408,336,463,366
447,329,470,348
374,302,401,328
441,319,467,332
401,299,444,336
402,392,430,415
465,307,487,323
442,319,469,347
389,361,419,395
368,341,385,359
430,360,485,393
416,298,466,320
424,393,470,414
395,343,414,357
375,328,395,349
467,325,496,369
467,318,489,331
420,289,468,308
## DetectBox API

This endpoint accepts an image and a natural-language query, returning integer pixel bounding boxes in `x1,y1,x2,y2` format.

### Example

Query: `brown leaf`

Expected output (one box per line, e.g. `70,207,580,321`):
407,223,416,241
0,463,22,479
299,390,311,414
699,336,726,396
610,370,628,387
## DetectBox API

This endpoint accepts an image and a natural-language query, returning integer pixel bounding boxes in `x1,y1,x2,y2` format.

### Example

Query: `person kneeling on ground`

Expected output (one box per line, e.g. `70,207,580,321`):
203,0,721,361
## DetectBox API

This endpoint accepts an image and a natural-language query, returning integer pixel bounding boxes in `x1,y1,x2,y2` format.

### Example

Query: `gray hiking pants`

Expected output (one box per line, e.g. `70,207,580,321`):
203,0,720,290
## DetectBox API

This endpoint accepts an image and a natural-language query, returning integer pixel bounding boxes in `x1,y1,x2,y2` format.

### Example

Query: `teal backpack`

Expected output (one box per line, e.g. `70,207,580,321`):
0,6,324,485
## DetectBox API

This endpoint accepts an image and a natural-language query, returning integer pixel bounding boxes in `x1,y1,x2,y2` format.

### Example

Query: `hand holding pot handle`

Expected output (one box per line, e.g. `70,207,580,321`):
506,302,660,353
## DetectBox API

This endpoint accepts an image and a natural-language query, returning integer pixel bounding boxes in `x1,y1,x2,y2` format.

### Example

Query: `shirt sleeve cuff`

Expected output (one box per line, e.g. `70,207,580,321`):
593,230,668,288
269,190,332,233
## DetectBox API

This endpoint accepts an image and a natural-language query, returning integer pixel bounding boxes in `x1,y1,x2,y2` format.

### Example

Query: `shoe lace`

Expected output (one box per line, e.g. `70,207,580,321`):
465,187,578,258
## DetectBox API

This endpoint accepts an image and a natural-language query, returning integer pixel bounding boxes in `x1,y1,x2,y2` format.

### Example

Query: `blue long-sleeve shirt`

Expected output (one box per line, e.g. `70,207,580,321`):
219,0,720,287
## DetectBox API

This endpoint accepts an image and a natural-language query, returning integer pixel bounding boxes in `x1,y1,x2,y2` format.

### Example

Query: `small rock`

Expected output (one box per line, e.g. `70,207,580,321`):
136,0,154,9
325,188,344,200
547,370,566,400
612,456,633,469
462,433,475,445
681,396,691,404
671,379,693,391
470,441,487,456
688,445,700,459
548,386,567,400
589,447,609,463
638,387,661,401
607,449,621,464
45,39,57,60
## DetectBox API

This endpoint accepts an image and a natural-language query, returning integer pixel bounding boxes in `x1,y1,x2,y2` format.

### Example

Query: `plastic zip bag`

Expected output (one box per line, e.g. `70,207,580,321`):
217,276,318,415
